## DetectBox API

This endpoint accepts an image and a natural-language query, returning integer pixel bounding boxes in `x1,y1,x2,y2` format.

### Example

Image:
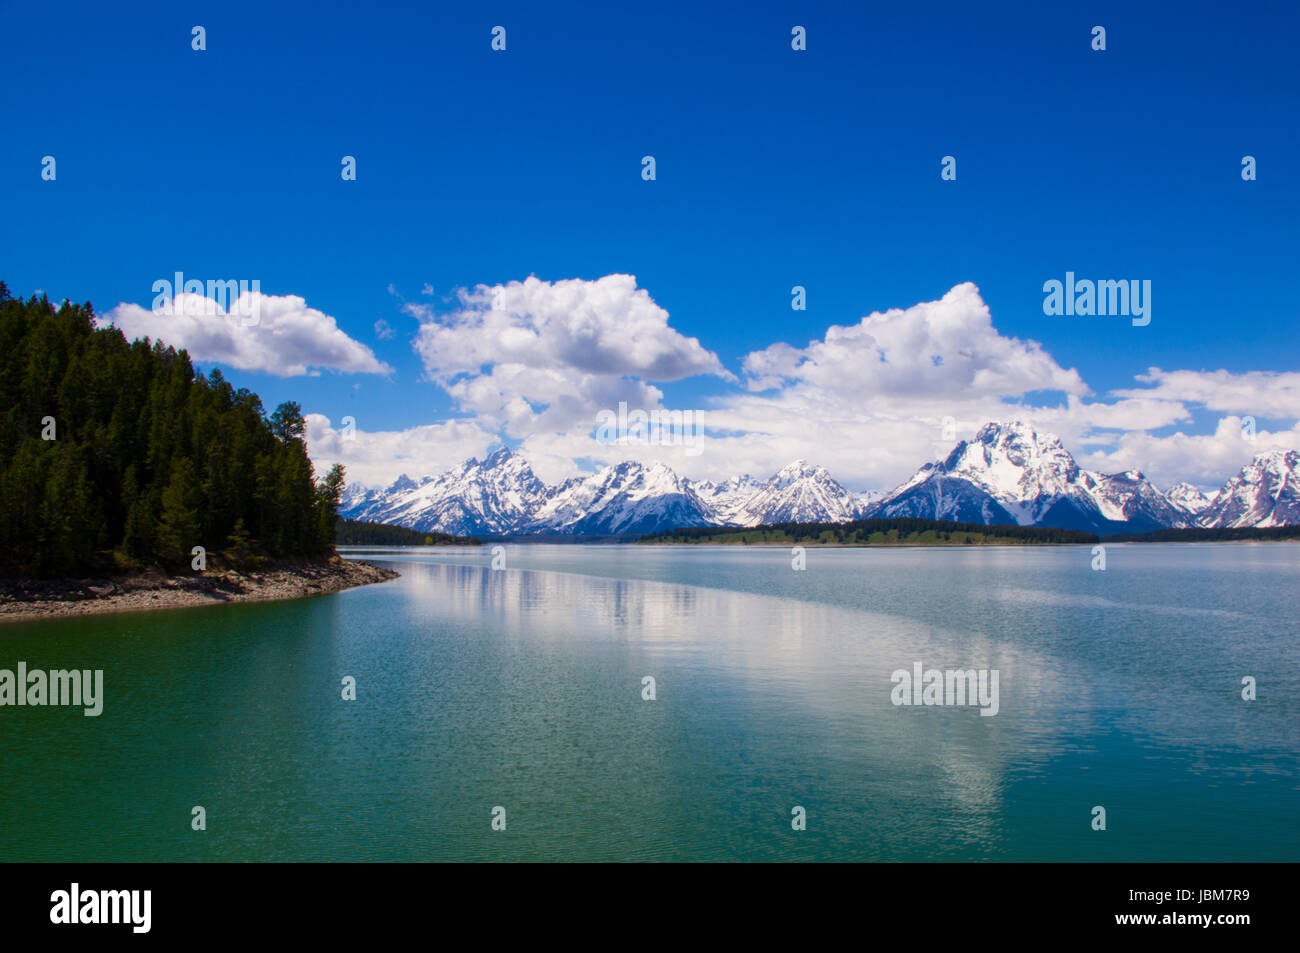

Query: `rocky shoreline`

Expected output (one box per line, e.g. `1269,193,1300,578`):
0,558,400,623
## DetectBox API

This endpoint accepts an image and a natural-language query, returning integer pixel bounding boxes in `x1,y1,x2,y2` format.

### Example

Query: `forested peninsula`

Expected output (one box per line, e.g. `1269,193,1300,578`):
0,282,396,619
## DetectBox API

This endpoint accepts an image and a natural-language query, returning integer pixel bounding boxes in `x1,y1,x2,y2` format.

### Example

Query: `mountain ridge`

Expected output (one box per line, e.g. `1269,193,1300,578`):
339,422,1300,538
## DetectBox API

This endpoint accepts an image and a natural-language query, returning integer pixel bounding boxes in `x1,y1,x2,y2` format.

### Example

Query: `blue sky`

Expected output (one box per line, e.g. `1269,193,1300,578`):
3,0,1298,491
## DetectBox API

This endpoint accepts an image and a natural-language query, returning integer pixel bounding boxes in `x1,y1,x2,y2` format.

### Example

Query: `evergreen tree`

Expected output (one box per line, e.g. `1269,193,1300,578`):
221,517,259,571
269,401,305,442
0,284,350,576
156,457,203,566
315,463,345,554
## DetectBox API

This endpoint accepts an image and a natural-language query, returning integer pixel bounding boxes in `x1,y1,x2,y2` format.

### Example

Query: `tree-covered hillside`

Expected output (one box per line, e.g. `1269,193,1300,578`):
0,282,344,577
640,516,1099,546
335,519,480,546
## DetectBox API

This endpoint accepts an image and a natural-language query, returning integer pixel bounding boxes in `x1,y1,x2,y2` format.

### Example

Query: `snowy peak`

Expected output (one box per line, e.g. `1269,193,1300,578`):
770,459,821,483
337,430,1300,537
1166,482,1212,517
345,447,550,536
687,474,765,524
734,460,864,526
912,420,1088,526
942,421,1080,496
528,459,711,536
1198,449,1300,528
973,420,1068,456
1086,469,1185,528
1247,449,1300,481
387,473,419,494
874,420,1182,533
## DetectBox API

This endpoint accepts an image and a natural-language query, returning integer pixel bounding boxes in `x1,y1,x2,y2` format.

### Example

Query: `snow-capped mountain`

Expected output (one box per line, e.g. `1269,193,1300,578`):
338,427,1300,537
342,452,875,536
868,422,1189,534
685,466,869,527
1166,482,1213,519
1078,468,1190,530
344,448,550,536
731,460,865,526
685,474,766,524
1196,450,1300,528
856,489,887,512
526,461,713,536
339,479,381,515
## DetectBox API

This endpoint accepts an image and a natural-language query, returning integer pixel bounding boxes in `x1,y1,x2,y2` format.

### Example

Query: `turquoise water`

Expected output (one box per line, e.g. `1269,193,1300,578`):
1,543,1297,861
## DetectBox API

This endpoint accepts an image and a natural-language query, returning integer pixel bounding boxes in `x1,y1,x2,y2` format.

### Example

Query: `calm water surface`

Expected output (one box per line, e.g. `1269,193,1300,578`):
2,543,1297,861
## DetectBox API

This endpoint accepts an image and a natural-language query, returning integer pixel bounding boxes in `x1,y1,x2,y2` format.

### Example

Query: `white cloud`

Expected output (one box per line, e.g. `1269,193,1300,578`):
743,282,1087,399
679,282,1098,489
374,319,395,340
1066,368,1300,487
686,285,1300,492
101,292,392,377
1112,368,1300,420
298,277,1299,496
413,274,733,435
1076,417,1300,490
305,414,497,488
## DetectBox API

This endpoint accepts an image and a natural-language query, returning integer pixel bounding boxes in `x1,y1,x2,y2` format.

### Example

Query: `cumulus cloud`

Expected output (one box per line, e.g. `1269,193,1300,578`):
298,277,1299,495
412,274,733,434
668,282,1098,488
101,292,392,377
742,282,1087,399
305,414,497,488
687,283,1300,492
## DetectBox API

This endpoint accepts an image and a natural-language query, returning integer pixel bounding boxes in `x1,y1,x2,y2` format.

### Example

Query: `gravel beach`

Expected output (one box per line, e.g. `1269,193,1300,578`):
0,558,399,623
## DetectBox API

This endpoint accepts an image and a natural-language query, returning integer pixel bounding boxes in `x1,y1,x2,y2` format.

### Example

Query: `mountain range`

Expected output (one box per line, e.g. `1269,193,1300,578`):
339,421,1300,537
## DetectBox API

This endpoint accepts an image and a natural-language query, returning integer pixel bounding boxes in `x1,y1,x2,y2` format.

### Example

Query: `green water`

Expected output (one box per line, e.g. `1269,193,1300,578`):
1,543,1297,861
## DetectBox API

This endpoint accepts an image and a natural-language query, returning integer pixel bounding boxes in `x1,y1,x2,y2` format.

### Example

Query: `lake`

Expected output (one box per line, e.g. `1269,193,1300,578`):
2,542,1297,861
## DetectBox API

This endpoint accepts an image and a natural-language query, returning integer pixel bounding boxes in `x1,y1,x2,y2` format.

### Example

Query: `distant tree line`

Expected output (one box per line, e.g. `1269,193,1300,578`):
1107,525,1300,542
335,519,480,546
641,517,1100,545
0,282,345,577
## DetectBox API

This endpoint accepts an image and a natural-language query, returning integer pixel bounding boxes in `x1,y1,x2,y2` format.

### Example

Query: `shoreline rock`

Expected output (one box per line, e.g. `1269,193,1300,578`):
0,558,400,623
